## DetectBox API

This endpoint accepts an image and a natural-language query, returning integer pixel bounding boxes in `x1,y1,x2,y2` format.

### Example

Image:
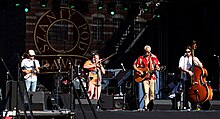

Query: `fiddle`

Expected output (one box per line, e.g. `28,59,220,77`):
88,60,103,71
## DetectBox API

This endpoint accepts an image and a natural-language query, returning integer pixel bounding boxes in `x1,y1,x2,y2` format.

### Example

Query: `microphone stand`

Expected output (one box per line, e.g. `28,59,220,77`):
1,57,14,116
53,57,63,110
0,57,14,81
217,56,220,95
120,63,126,110
1,57,33,119
70,64,97,119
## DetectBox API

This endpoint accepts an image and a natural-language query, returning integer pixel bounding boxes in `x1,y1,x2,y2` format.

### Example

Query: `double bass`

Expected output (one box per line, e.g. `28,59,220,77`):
187,41,213,103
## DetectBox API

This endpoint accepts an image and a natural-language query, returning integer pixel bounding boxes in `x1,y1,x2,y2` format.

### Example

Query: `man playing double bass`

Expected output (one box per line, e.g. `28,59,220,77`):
179,43,212,110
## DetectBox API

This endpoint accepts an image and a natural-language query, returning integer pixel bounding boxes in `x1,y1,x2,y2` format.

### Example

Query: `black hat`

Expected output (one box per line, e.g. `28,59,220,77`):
91,52,99,56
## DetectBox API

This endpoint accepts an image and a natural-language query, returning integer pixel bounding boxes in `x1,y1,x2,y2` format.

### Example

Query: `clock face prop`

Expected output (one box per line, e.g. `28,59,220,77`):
33,8,91,73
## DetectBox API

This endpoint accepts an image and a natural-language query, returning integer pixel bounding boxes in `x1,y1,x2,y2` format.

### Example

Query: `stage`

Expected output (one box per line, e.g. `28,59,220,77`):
76,110,220,119
2,100,220,119
2,109,220,119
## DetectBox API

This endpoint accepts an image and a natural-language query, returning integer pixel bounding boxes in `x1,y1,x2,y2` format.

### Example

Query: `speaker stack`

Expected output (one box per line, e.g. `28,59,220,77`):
5,80,50,111
5,80,75,111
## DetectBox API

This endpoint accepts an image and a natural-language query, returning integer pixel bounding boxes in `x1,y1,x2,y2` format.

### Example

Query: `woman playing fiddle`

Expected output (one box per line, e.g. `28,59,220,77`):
83,52,105,100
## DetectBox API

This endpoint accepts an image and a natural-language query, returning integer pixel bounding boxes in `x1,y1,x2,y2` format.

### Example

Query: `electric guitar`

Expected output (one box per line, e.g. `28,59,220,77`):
134,66,166,83
23,63,49,80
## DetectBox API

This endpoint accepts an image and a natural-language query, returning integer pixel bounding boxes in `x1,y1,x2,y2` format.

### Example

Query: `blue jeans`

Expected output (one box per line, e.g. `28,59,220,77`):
25,80,37,92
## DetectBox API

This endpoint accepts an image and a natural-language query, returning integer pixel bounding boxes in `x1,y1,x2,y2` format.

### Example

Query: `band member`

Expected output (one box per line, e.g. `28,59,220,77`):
21,50,40,92
83,52,105,100
179,44,211,110
133,45,160,111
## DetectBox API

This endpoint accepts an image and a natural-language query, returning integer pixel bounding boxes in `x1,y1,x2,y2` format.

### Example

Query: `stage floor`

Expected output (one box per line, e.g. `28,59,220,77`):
2,110,75,119
2,109,220,119
76,110,220,119
1,99,220,119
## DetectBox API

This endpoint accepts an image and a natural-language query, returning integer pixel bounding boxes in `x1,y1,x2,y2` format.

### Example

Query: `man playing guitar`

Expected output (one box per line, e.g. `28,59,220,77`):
21,50,40,92
133,45,160,111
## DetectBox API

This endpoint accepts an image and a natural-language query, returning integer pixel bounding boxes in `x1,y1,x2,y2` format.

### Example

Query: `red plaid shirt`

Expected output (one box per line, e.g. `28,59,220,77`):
133,54,160,80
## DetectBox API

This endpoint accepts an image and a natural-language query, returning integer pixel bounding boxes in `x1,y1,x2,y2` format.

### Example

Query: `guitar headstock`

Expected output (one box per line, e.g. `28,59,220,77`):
159,66,166,72
192,40,197,50
43,63,50,68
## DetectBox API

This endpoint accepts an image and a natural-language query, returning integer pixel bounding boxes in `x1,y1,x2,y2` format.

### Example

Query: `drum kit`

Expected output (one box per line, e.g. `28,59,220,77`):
49,65,88,110
53,65,87,96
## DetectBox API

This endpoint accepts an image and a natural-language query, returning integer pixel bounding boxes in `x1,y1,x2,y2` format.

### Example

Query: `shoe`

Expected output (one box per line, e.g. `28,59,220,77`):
144,108,150,111
168,93,176,99
138,109,145,111
147,100,154,111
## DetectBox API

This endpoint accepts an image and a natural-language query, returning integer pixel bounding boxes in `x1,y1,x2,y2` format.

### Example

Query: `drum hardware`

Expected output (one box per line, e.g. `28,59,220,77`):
51,57,64,110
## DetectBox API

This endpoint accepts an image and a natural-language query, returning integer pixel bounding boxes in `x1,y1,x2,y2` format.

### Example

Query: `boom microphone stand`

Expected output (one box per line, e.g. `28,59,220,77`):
1,57,14,110
52,57,63,110
72,64,98,119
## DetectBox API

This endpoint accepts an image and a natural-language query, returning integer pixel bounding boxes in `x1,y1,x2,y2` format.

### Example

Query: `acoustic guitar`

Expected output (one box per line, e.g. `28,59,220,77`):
134,66,166,83
23,63,49,80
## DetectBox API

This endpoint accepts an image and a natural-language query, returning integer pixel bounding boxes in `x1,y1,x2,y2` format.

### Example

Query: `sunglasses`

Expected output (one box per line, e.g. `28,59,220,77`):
186,51,191,53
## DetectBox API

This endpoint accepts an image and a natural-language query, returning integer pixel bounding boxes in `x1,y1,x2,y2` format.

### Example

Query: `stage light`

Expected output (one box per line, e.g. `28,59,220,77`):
40,0,48,8
110,10,115,15
107,2,116,16
143,3,149,12
14,0,21,7
122,6,128,11
24,7,29,12
68,0,76,9
108,8,116,16
24,0,30,13
15,3,20,7
154,2,161,18
122,2,128,11
97,1,103,10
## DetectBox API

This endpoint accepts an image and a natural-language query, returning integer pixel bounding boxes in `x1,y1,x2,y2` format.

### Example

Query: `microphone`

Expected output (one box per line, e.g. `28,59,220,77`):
121,63,126,71
58,57,62,64
77,65,81,76
184,53,187,57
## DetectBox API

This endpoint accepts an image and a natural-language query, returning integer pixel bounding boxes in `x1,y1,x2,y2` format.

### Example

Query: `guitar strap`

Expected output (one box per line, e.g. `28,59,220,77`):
33,60,36,68
33,60,36,73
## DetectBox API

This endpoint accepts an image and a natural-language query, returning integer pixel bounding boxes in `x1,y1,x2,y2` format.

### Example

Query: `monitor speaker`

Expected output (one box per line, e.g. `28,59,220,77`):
99,94,114,110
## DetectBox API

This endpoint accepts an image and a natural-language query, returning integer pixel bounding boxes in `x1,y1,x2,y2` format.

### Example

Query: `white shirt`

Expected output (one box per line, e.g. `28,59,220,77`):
178,55,192,81
21,58,40,81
